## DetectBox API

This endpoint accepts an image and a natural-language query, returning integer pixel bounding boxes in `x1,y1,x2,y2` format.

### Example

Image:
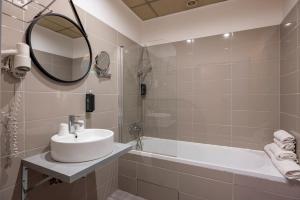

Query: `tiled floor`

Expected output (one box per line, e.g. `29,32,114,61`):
108,190,146,200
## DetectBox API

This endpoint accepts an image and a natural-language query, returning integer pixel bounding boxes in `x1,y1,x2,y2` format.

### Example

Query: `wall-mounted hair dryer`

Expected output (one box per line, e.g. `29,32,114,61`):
1,43,31,78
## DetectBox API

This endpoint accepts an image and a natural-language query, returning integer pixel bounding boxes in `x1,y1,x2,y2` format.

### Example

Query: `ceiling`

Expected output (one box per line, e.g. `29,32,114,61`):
122,0,227,20
37,16,83,39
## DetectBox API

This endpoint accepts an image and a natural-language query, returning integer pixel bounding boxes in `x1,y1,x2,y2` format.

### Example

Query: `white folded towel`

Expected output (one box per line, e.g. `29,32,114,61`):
274,138,295,151
264,144,300,180
274,130,295,143
268,143,297,161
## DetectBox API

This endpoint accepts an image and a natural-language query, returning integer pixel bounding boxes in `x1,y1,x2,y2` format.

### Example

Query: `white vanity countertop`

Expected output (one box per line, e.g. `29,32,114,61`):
22,143,132,183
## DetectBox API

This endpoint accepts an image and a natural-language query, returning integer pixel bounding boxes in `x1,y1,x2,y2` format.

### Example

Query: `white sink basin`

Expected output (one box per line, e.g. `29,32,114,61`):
50,129,114,163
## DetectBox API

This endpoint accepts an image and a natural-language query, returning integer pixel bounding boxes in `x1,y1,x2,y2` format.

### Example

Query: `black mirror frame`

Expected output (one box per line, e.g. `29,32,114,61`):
26,13,92,83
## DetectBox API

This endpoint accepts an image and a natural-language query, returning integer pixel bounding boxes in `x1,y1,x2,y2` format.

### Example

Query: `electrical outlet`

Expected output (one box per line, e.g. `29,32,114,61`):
12,0,28,10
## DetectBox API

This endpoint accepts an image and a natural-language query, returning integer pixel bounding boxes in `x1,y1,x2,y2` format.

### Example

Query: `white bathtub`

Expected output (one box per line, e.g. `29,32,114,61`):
129,137,286,183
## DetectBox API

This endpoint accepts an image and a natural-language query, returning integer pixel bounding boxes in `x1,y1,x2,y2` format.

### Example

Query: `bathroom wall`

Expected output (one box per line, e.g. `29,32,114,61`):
144,25,280,150
0,0,139,199
280,1,300,157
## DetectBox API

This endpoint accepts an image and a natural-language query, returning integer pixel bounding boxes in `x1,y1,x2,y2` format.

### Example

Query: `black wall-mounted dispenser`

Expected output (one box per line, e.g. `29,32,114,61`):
141,83,147,97
86,90,95,112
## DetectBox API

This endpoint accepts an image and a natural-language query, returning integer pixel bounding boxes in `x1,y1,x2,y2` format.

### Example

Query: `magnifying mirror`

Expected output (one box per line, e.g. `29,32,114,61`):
95,51,111,78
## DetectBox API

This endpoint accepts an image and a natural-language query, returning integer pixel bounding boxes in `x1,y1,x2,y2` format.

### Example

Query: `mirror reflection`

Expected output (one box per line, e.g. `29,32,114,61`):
28,15,91,82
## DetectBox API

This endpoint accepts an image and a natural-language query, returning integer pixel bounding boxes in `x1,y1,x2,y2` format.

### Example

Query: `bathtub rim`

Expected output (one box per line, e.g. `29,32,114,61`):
127,137,288,184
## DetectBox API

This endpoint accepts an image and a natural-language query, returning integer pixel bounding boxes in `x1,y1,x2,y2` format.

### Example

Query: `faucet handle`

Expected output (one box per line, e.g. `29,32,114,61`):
69,115,81,120
75,120,85,132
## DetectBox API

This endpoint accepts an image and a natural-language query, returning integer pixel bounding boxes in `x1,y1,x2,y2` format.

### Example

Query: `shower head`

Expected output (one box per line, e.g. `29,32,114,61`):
138,66,152,78
138,47,152,82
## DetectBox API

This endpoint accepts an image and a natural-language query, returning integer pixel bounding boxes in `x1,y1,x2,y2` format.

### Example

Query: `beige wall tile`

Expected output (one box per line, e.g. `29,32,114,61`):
119,159,137,178
137,180,178,200
176,162,233,183
0,185,20,200
179,193,206,200
232,60,279,80
232,110,278,129
24,67,87,93
281,49,298,76
235,175,300,199
196,35,231,65
281,4,298,39
96,178,118,200
0,154,23,190
233,26,279,44
232,26,279,62
234,185,297,200
232,94,279,112
1,26,24,50
177,123,195,141
121,154,179,172
137,164,178,189
232,77,279,95
193,108,231,125
232,40,279,63
25,146,49,157
95,160,118,188
118,175,137,195
280,72,298,94
2,1,24,32
95,94,118,112
25,117,66,150
1,73,22,92
85,173,98,200
178,173,232,200
280,113,298,133
86,111,118,130
281,29,298,58
87,69,118,95
194,63,231,81
85,13,118,45
281,94,298,115
193,124,232,146
25,92,85,121
193,79,231,95
232,126,274,150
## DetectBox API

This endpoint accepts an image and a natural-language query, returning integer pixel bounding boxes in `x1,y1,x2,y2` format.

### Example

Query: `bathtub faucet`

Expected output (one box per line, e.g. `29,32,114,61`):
129,122,143,150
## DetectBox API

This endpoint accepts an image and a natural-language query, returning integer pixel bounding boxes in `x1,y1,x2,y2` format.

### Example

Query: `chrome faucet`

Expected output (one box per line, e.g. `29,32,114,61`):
68,115,83,138
129,122,143,150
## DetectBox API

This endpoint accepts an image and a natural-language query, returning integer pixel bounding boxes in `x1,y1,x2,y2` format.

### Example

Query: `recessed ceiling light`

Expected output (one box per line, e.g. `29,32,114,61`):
186,0,198,8
285,22,292,27
186,39,194,43
223,33,231,38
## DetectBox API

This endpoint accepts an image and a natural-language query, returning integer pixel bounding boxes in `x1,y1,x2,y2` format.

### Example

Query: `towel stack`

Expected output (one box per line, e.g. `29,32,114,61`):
264,130,300,180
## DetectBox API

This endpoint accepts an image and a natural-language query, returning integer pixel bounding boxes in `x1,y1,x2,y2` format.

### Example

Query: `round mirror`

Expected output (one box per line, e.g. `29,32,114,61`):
26,13,92,83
